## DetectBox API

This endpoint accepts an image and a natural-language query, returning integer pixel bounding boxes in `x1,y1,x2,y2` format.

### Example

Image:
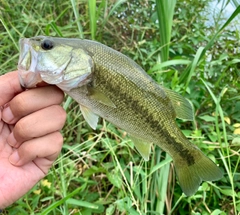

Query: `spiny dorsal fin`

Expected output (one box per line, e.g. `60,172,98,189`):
80,105,99,129
163,87,194,121
87,86,116,108
130,135,152,161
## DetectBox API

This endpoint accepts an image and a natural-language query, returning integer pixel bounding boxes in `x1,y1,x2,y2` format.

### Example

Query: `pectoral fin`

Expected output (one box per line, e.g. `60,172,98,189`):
80,105,99,130
87,86,116,108
130,136,152,161
163,87,194,121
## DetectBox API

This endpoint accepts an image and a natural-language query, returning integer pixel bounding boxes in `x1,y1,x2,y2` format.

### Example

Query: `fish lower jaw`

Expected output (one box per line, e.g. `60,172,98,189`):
18,70,42,88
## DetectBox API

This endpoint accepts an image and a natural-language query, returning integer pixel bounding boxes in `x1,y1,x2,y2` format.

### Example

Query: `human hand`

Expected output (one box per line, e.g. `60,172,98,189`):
0,71,66,208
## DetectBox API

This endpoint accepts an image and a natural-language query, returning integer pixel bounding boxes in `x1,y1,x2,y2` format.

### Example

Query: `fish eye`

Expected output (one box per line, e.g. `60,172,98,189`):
41,39,54,50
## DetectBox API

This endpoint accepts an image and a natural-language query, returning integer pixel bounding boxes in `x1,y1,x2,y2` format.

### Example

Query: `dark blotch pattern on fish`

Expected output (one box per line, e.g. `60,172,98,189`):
95,68,195,166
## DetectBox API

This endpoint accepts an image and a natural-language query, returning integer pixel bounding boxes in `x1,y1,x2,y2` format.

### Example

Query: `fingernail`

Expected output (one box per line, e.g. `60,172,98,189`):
2,106,14,123
7,132,18,147
9,150,20,165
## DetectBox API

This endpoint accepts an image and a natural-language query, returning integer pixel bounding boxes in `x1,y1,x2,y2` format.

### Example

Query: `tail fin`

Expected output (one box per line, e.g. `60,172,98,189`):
174,151,223,196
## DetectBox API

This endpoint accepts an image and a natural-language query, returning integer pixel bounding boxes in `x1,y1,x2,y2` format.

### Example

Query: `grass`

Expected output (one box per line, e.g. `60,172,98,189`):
202,79,237,215
155,0,176,63
0,0,240,214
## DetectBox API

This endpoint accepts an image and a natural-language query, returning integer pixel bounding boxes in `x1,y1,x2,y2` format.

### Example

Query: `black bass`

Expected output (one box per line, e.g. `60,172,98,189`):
17,36,223,196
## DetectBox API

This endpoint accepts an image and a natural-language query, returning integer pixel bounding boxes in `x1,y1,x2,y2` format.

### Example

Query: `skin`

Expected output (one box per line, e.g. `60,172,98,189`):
0,71,66,208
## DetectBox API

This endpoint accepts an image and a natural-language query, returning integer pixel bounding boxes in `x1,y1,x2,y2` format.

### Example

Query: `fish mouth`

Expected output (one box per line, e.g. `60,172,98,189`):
18,37,72,89
18,36,94,91
18,38,42,88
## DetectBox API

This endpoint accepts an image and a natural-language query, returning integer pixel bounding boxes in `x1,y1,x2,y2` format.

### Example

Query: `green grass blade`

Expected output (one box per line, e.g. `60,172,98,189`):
88,0,97,40
49,21,63,37
70,0,84,38
149,155,172,175
66,198,99,209
201,79,237,215
0,17,19,51
148,150,172,213
155,0,176,62
102,0,127,27
149,59,191,73
178,46,205,89
41,186,84,215
156,154,171,214
185,47,204,90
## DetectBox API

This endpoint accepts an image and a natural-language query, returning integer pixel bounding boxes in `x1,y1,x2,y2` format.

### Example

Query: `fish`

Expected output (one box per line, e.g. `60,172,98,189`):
17,36,223,196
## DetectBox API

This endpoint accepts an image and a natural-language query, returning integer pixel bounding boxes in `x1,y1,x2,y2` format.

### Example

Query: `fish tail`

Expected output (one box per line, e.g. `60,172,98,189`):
173,148,223,196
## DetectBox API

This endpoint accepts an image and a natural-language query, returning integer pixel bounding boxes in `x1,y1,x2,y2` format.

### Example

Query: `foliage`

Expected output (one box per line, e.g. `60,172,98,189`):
0,0,240,214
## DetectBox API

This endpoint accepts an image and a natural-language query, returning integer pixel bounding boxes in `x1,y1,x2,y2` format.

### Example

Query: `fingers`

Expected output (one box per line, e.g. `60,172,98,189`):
0,71,23,107
7,105,66,169
7,105,66,148
9,131,63,172
0,74,67,168
2,85,64,124
1,83,67,168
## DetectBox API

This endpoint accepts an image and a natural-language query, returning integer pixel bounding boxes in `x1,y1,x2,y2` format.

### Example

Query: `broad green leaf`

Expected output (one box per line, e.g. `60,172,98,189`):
107,167,122,188
211,209,226,215
220,189,237,197
106,204,116,215
199,115,216,122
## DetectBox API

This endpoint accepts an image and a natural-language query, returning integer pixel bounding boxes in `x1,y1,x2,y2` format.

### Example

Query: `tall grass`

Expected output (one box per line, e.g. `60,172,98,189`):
70,0,84,38
155,0,176,63
0,0,239,214
88,0,96,40
152,2,177,214
202,80,238,215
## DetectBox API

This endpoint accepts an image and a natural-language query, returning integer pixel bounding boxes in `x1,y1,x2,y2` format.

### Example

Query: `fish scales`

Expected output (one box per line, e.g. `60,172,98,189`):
69,40,195,163
17,36,223,196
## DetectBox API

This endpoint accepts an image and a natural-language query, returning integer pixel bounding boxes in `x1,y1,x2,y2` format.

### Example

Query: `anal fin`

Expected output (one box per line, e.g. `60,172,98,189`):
130,135,152,161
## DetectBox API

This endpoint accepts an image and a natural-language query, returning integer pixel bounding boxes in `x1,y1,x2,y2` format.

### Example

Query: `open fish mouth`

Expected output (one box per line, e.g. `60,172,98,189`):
18,38,42,88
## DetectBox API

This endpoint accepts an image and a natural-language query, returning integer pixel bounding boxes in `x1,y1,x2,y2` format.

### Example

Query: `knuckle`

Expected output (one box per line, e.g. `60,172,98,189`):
10,94,27,116
14,118,30,140
47,132,63,154
16,143,34,165
51,105,67,123
54,132,64,146
21,143,32,155
47,86,65,104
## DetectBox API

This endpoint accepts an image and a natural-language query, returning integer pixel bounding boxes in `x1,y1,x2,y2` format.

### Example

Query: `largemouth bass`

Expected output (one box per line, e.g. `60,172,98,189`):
17,36,223,196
